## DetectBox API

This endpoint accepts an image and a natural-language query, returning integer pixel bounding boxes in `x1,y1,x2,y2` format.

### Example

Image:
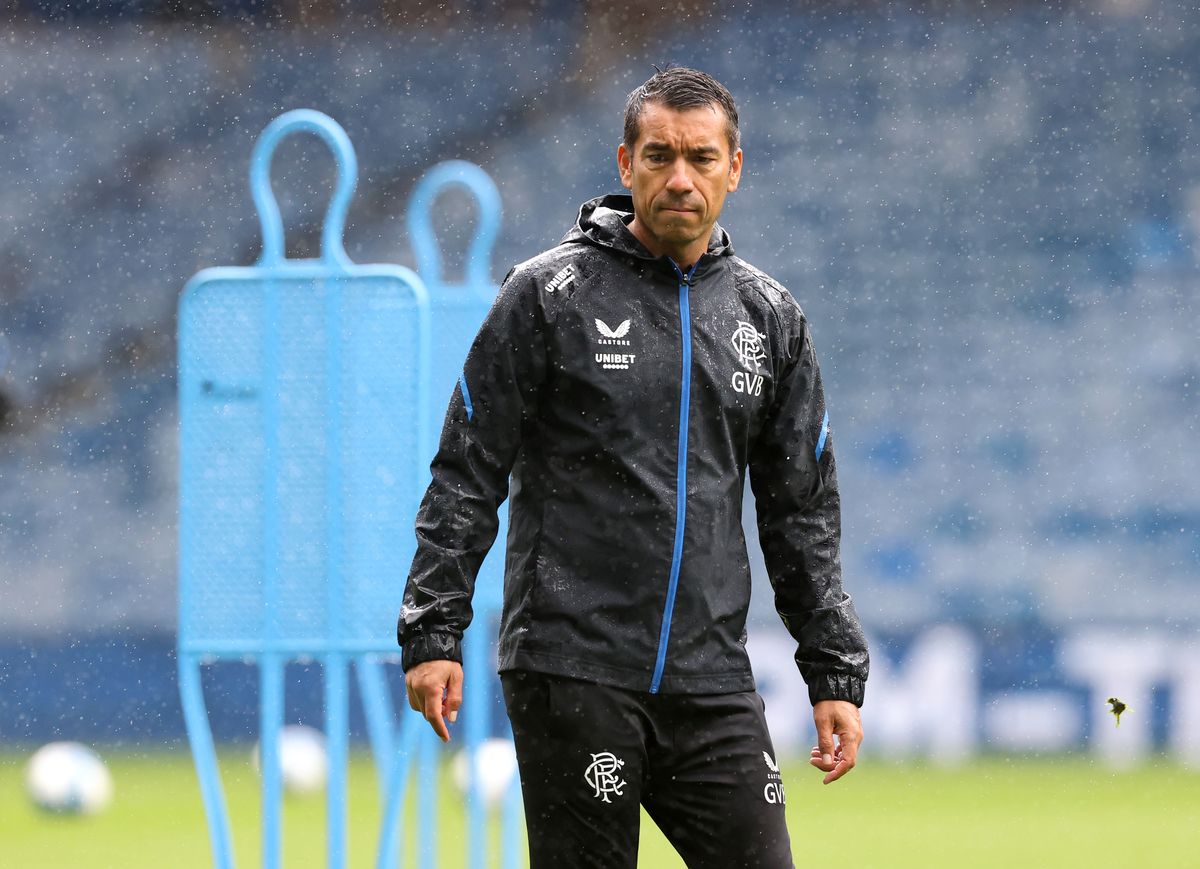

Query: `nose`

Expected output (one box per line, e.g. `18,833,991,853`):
665,158,694,193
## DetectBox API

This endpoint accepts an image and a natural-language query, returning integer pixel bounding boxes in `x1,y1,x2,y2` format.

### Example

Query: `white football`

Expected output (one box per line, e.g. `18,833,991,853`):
452,738,519,808
252,724,328,795
25,742,114,815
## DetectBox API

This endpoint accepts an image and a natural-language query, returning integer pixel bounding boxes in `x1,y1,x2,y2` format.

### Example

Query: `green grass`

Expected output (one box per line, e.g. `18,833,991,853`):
2,751,1197,867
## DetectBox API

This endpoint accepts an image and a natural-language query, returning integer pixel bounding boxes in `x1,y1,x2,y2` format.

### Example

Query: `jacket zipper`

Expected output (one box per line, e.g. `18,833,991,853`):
650,260,699,693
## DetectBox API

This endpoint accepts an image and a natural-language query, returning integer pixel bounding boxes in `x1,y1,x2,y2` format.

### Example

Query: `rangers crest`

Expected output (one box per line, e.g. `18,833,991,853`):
584,751,627,802
731,321,767,371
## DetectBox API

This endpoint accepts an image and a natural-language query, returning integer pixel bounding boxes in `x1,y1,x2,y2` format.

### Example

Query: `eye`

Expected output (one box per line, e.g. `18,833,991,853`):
647,154,668,164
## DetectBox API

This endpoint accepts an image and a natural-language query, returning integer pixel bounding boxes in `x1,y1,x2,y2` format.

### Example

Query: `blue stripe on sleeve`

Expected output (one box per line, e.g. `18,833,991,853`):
815,409,829,461
459,373,474,421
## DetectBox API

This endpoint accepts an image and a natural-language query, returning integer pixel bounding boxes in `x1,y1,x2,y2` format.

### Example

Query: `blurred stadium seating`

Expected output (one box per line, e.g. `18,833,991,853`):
0,1,1197,741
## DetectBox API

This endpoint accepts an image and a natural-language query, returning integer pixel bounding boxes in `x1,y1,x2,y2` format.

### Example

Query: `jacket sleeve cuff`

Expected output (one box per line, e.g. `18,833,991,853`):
808,673,866,707
400,632,463,671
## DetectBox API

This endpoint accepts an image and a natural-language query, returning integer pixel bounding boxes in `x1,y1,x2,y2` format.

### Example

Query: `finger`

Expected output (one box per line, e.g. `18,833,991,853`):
823,754,856,785
423,684,450,742
405,677,421,713
809,751,836,772
815,715,836,769
838,729,860,768
445,665,464,724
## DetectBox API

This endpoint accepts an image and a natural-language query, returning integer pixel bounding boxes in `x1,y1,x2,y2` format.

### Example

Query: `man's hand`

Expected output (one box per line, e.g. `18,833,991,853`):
809,699,862,785
405,660,464,743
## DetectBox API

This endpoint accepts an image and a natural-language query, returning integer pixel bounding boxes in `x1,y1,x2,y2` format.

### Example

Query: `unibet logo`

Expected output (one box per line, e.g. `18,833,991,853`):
596,352,637,370
545,264,575,295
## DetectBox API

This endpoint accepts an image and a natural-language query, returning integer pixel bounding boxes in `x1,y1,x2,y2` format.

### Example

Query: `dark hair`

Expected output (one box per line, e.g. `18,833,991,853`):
623,66,740,156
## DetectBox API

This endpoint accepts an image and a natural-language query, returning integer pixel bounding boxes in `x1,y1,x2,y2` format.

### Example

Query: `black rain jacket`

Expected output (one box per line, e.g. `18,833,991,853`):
398,194,869,705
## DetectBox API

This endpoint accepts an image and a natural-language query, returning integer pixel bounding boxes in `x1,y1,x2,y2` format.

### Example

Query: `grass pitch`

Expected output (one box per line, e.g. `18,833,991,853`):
2,751,1197,867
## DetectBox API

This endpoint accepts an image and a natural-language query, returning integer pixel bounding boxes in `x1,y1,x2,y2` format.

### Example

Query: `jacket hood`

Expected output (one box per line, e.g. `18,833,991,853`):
563,194,735,267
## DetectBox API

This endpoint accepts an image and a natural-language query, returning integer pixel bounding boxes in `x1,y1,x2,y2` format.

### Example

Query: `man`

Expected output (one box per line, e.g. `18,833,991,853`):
399,66,869,868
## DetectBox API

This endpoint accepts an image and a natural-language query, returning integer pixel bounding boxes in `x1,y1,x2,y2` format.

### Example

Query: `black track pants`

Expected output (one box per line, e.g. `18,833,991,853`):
501,671,795,869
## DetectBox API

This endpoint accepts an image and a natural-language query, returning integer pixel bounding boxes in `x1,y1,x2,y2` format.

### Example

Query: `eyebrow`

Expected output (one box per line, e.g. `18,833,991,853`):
641,141,722,157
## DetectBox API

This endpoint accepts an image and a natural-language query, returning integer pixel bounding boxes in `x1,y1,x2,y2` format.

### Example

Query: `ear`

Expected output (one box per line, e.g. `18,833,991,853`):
727,148,743,193
617,142,634,190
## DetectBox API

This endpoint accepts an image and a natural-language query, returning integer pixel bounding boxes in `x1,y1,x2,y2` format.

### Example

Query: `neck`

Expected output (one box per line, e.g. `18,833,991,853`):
627,217,708,272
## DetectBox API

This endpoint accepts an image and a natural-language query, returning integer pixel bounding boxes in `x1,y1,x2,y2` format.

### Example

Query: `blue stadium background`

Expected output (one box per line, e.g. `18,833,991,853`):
1,0,1197,760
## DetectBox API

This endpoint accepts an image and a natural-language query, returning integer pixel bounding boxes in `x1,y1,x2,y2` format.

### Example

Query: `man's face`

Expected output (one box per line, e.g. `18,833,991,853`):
618,101,743,260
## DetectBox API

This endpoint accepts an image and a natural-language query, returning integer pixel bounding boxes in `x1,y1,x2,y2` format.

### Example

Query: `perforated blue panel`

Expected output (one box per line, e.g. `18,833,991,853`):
179,268,430,654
